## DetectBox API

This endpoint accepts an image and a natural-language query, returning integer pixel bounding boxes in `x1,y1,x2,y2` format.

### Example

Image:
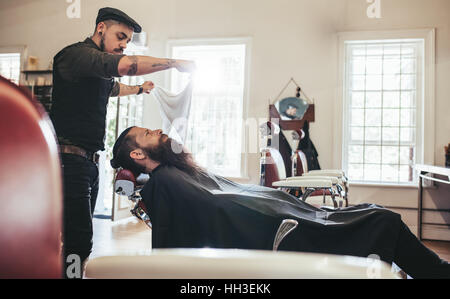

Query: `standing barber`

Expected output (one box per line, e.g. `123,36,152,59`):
50,7,195,278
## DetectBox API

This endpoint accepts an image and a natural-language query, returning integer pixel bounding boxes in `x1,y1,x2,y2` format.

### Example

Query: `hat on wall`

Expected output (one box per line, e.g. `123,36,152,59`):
96,7,142,33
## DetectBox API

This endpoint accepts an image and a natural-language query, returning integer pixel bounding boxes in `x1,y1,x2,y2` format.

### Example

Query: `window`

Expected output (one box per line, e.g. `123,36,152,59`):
0,53,21,84
168,39,250,177
342,39,425,185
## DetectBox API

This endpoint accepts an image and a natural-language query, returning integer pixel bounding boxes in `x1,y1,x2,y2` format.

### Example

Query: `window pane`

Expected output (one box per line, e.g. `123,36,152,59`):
382,146,399,164
350,127,364,143
366,45,383,55
351,57,366,74
384,44,401,55
349,145,364,163
382,164,399,182
0,53,20,84
383,92,400,108
364,146,381,164
382,127,399,143
365,109,381,126
351,92,365,108
401,58,416,74
365,164,381,181
366,57,382,74
383,109,400,127
401,91,415,108
383,74,400,90
366,75,382,90
351,109,365,126
399,146,413,164
366,92,382,108
351,45,366,56
400,127,415,144
352,75,365,90
383,58,400,74
400,109,416,126
365,127,381,143
401,74,416,90
348,163,364,180
401,44,416,55
399,165,412,182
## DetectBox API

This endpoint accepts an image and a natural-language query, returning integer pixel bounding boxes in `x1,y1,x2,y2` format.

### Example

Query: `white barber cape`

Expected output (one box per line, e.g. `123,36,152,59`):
151,81,193,144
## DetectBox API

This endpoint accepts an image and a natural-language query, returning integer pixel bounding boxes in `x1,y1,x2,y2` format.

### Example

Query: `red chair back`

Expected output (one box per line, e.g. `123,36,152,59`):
0,77,62,278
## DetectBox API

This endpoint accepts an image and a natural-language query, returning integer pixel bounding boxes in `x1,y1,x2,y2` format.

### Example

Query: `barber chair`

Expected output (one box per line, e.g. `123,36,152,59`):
260,121,348,208
0,76,63,278
114,169,152,229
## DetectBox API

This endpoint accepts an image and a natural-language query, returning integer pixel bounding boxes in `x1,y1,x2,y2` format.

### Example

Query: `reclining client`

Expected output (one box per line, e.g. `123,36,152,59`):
110,126,450,279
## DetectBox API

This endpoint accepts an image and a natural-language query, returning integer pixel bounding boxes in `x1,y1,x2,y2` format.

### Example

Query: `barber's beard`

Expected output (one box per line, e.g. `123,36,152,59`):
100,35,123,54
100,35,106,52
144,136,201,176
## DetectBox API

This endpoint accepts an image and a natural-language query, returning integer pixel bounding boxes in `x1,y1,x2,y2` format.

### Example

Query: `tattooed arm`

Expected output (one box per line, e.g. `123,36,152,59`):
117,56,196,77
114,81,155,97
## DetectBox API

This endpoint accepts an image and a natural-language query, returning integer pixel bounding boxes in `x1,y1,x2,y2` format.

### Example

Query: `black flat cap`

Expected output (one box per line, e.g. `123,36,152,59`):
96,7,142,33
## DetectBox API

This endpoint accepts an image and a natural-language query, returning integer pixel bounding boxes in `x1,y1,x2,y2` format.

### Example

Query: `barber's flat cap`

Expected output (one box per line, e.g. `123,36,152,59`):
96,7,142,33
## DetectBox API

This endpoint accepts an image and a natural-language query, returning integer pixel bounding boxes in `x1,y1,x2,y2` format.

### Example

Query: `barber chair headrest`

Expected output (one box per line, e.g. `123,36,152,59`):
260,121,281,137
114,169,150,197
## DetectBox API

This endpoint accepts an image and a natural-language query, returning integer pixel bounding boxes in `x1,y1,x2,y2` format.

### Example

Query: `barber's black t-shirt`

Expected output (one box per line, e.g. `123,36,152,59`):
50,38,124,152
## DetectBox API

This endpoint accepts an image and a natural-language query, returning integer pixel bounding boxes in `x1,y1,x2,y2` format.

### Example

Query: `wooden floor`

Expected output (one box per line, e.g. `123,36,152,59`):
91,216,450,263
423,240,450,261
91,217,152,259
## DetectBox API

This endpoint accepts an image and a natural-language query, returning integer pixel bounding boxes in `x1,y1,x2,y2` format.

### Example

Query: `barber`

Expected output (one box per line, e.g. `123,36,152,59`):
50,7,195,278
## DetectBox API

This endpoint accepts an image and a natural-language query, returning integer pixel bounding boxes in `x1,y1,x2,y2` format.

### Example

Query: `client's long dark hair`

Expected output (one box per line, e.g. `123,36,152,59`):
111,126,146,176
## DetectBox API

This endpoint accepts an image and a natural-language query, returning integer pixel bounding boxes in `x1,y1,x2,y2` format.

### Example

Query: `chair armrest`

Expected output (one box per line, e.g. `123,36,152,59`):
286,176,339,185
84,248,400,279
304,170,345,177
272,179,333,188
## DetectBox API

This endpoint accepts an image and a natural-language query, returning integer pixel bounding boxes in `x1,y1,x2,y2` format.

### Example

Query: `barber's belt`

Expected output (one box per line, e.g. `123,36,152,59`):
59,145,100,163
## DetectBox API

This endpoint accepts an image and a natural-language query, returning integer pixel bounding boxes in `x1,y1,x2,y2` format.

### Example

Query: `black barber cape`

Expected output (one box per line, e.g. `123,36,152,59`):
141,165,402,264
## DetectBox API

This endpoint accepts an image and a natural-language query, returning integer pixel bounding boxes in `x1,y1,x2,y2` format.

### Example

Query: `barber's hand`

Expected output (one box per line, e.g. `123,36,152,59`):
174,59,196,73
141,81,155,94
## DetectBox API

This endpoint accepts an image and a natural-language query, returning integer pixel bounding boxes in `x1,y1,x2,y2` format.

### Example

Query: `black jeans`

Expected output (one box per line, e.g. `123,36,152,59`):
61,153,99,279
393,222,450,279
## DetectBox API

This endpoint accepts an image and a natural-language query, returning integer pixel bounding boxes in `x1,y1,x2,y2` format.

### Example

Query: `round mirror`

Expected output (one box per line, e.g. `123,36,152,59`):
275,97,309,120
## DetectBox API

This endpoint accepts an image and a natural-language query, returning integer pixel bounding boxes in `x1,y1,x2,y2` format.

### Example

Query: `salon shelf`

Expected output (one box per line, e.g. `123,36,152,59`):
23,85,53,88
20,84,53,113
21,69,53,80
21,69,53,74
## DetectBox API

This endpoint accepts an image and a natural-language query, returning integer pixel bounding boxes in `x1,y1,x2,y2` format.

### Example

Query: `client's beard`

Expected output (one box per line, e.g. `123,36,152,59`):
144,136,202,176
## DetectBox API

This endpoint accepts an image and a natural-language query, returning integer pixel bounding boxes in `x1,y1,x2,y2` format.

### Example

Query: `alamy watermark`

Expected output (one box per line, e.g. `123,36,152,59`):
167,117,281,159
366,0,382,19
66,0,81,19
66,254,82,279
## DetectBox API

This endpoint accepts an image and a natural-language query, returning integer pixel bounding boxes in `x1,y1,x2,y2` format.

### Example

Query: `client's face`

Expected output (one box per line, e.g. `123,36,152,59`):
131,127,169,151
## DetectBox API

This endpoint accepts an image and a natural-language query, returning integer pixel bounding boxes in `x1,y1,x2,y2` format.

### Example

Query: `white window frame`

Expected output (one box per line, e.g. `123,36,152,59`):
166,37,252,179
335,29,435,186
0,46,27,84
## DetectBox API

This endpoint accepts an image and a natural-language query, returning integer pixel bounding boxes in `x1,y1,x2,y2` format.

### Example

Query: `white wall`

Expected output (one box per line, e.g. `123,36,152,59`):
1,0,449,237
